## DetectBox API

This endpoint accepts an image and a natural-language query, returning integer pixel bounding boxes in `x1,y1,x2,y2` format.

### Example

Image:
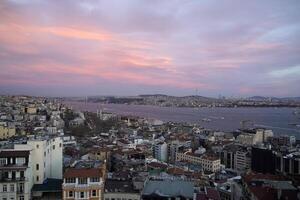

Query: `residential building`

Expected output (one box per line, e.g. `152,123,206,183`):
221,144,251,172
0,150,32,200
15,136,63,184
176,152,221,172
62,160,106,200
152,142,168,162
0,125,16,139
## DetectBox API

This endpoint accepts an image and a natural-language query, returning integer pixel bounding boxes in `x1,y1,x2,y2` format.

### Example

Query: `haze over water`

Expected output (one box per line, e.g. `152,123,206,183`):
66,101,300,139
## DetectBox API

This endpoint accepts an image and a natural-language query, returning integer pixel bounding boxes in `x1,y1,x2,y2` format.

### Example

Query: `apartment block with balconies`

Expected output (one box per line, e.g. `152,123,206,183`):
0,150,32,200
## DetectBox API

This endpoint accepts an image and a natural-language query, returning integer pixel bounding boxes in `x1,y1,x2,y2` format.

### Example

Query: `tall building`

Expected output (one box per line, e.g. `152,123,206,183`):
221,144,251,172
152,142,168,162
275,151,300,176
0,150,32,200
15,136,63,184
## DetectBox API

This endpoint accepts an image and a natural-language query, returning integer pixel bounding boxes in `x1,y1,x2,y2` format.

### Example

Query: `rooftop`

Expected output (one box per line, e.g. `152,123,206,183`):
64,168,102,178
142,179,194,198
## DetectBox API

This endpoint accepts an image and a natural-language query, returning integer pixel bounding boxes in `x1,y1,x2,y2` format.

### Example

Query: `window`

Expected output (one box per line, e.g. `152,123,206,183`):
65,178,75,183
36,164,39,170
36,144,39,149
36,176,39,181
20,171,24,178
52,145,55,150
59,143,62,147
78,178,87,184
44,152,46,156
80,192,84,198
10,184,14,192
19,183,24,193
19,196,24,200
68,191,73,197
3,184,7,192
0,158,7,166
16,158,25,165
92,190,96,197
90,177,99,182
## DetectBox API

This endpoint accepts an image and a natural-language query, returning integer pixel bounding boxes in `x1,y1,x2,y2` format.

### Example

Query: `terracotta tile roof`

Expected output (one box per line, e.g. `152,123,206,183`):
64,168,102,178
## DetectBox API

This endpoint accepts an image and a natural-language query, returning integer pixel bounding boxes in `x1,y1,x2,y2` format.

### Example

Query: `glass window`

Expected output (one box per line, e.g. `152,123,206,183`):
36,164,39,170
80,192,84,198
19,197,24,200
53,145,55,150
65,178,75,183
10,184,14,192
0,158,7,166
3,184,7,192
90,177,99,182
36,144,39,149
68,191,73,197
92,190,96,196
20,171,24,178
36,176,39,181
78,178,87,184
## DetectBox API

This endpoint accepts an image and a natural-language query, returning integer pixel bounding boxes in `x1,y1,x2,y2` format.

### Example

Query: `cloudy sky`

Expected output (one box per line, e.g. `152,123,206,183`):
0,0,300,97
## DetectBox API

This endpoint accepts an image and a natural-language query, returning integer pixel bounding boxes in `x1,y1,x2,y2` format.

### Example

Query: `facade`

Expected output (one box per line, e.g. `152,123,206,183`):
275,151,300,176
15,136,63,184
237,129,273,146
176,152,221,172
221,144,251,172
62,168,104,200
0,150,32,200
0,125,16,139
152,142,168,162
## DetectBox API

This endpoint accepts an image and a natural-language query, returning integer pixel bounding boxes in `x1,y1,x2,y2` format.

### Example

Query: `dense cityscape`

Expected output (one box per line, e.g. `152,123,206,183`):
0,95,299,200
1,0,300,200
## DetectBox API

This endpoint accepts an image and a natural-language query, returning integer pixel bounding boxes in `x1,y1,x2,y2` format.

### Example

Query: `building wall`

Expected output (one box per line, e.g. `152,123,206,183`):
15,136,63,184
176,152,221,172
0,151,33,200
0,125,16,139
104,192,140,200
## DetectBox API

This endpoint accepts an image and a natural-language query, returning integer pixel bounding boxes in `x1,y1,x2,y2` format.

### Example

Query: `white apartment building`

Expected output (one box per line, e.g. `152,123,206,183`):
176,152,221,172
15,136,63,184
152,142,168,162
0,150,32,200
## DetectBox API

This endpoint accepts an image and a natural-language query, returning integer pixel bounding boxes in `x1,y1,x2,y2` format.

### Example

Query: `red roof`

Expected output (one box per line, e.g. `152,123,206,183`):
64,168,102,178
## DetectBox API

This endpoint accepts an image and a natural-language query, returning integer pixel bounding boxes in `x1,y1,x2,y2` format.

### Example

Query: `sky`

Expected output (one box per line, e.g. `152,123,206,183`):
0,0,300,97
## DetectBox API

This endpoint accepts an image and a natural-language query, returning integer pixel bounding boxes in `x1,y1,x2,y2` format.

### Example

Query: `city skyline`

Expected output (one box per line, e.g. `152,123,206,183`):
1,0,300,97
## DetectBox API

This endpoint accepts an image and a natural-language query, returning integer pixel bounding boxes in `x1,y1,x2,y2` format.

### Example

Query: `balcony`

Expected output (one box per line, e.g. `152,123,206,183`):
0,164,28,170
0,177,26,183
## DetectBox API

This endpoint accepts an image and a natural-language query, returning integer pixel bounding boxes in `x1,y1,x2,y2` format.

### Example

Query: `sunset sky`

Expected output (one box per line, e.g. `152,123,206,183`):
1,0,300,97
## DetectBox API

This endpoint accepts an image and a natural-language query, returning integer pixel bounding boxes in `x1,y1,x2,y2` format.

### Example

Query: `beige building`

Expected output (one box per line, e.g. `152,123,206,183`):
237,129,273,146
176,152,221,172
26,106,37,114
63,168,105,200
0,125,16,139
